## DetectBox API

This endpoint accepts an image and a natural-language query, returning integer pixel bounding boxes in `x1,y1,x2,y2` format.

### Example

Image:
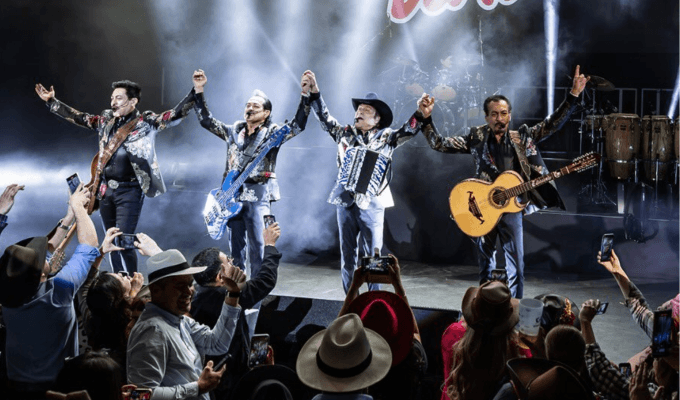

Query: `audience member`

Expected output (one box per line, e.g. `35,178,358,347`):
52,351,124,400
597,249,680,369
296,313,392,399
505,358,595,400
231,364,307,400
0,183,24,236
0,185,116,400
190,221,282,399
126,248,243,400
519,294,580,359
340,254,427,400
577,298,629,400
442,281,526,400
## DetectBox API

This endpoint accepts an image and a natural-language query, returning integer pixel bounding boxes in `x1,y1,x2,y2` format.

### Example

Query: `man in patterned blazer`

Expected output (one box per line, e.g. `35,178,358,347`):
421,65,590,298
302,70,435,294
35,80,195,274
191,70,311,282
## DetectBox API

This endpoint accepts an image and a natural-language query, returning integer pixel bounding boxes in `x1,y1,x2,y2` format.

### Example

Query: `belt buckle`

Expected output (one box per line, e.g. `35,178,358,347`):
108,179,119,190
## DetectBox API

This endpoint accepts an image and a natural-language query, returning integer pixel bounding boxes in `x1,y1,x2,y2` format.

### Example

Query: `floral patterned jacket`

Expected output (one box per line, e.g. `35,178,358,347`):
193,92,311,202
309,92,432,209
46,90,196,198
422,94,578,211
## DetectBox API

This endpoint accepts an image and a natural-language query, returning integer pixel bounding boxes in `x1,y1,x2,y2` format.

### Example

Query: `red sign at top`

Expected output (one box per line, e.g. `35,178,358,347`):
389,0,519,23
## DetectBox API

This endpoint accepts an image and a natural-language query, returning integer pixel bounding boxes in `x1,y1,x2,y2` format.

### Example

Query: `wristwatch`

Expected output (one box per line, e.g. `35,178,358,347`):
226,291,241,298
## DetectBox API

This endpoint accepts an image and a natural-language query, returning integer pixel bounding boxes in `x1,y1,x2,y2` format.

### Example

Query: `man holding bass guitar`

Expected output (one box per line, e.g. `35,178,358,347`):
35,80,197,274
191,70,312,280
421,65,590,298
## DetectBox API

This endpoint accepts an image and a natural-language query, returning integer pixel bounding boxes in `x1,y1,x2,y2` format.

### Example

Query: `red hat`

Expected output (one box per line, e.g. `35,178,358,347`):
348,290,414,365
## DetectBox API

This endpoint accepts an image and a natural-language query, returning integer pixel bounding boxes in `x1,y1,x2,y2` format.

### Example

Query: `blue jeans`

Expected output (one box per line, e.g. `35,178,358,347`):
99,183,144,274
337,202,384,294
475,212,524,298
227,200,271,281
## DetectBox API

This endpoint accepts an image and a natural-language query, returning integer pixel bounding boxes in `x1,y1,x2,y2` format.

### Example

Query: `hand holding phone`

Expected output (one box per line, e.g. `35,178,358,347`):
600,233,614,262
619,363,632,379
248,334,270,369
263,214,276,228
66,173,81,195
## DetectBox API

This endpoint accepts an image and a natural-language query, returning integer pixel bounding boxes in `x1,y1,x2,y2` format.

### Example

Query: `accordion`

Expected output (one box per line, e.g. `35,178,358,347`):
339,147,391,197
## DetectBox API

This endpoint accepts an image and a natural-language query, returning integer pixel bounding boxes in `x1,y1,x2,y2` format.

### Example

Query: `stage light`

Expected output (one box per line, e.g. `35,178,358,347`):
544,0,559,113
667,66,680,119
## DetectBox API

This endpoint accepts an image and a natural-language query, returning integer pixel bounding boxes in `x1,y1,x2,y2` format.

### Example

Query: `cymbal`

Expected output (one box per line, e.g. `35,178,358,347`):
392,56,417,66
587,75,615,91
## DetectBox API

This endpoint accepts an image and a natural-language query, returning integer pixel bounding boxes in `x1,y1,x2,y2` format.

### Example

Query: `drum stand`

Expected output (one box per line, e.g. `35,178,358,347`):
578,90,615,206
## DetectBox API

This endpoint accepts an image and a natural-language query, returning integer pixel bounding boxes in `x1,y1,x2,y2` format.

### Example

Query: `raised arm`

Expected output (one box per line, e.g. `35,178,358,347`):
526,64,589,143
387,93,436,149
305,71,347,143
191,69,234,142
239,222,282,309
144,87,196,133
0,184,24,236
36,83,105,131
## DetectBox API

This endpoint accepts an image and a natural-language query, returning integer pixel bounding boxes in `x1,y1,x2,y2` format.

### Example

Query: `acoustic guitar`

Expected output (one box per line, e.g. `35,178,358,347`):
449,152,600,237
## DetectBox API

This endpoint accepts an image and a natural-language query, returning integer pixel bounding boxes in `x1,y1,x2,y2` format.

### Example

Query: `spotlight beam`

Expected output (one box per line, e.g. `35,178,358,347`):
544,0,559,113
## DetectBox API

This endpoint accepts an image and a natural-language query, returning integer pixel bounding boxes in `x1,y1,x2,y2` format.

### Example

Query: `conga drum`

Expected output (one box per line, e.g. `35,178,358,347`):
604,113,640,180
642,115,672,182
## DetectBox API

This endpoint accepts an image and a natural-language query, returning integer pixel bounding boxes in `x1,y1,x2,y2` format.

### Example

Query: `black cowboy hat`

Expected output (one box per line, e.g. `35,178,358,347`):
352,92,393,129
0,236,48,308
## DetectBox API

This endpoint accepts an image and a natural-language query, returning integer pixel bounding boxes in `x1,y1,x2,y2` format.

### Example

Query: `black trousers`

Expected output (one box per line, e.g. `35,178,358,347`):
99,183,144,273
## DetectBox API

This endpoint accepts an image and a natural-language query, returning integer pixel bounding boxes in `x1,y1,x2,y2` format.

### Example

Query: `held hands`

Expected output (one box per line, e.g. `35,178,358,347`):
193,69,207,93
134,233,162,257
100,227,124,254
197,360,226,395
417,93,435,119
301,70,319,95
0,183,24,215
35,83,55,102
263,222,281,247
570,65,590,97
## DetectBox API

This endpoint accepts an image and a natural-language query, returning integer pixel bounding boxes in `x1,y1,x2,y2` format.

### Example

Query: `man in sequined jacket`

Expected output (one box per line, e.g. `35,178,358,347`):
302,70,435,294
35,80,196,274
421,65,590,298
191,70,311,281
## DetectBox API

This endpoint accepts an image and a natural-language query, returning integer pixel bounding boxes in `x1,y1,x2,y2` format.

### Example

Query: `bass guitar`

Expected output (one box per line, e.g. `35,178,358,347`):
203,125,291,240
449,152,600,237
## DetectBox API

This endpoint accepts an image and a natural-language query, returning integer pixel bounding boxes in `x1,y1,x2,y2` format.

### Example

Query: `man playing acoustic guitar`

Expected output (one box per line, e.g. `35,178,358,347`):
35,80,197,274
191,70,312,282
422,65,589,298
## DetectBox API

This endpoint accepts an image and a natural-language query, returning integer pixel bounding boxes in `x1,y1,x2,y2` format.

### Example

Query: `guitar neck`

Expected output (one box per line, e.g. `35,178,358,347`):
505,165,573,198
223,125,289,198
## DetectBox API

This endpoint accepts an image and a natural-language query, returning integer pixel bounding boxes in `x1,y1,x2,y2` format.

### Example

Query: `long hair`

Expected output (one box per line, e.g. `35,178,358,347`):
85,272,132,356
446,327,522,400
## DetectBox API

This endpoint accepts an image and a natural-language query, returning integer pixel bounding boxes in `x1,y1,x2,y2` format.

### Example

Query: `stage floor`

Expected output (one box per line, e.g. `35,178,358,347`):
270,253,677,366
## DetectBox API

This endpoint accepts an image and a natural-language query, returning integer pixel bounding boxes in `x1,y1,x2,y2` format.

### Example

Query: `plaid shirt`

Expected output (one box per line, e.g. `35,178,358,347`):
585,342,628,400
625,281,654,338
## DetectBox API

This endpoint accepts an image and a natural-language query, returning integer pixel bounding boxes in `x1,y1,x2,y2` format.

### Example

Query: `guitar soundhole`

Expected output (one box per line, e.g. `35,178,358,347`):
490,188,508,208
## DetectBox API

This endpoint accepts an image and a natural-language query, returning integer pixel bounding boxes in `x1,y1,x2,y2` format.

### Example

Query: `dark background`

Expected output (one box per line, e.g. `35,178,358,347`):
0,0,677,282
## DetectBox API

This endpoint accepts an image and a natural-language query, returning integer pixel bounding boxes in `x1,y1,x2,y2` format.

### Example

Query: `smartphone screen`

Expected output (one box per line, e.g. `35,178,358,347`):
619,363,632,379
595,302,609,315
66,173,81,194
600,233,614,262
115,234,137,250
652,309,673,357
248,334,270,369
263,214,276,228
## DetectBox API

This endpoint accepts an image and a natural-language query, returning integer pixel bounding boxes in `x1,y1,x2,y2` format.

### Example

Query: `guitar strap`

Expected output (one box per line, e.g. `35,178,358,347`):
95,116,141,187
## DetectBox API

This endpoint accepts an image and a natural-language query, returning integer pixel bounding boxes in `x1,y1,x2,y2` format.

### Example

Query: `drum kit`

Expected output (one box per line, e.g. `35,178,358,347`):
381,54,494,139
579,75,678,223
